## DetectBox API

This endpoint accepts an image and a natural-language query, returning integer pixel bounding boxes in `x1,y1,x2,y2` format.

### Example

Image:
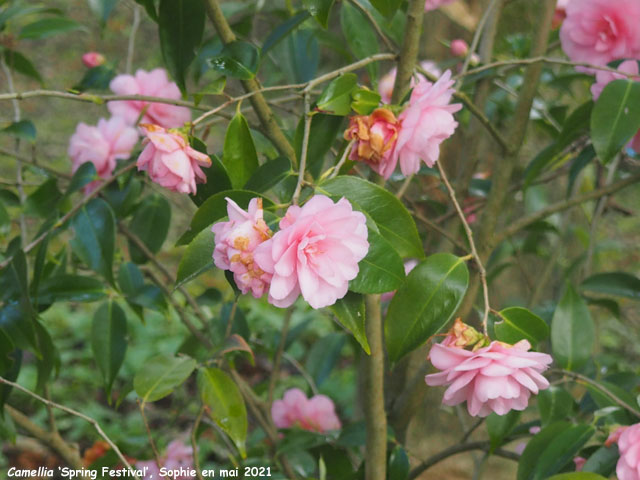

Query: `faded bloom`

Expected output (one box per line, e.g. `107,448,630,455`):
609,423,640,480
560,0,640,68
137,124,211,194
392,70,462,176
378,61,442,104
82,52,105,68
552,0,570,29
425,324,553,417
254,195,369,309
108,68,191,128
136,439,193,480
450,39,469,57
425,0,456,12
271,388,341,433
68,116,139,190
440,318,487,350
344,108,400,179
212,198,272,298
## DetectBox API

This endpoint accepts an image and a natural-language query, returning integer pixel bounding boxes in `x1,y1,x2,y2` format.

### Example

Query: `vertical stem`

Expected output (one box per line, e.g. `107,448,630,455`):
364,294,386,480
191,406,206,480
126,4,142,74
391,0,425,104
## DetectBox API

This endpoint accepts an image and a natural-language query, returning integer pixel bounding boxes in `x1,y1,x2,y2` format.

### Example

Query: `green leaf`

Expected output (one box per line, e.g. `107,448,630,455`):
538,386,574,425
581,272,640,300
316,73,358,116
134,354,197,403
194,77,227,105
176,228,215,288
25,178,62,217
198,367,248,457
189,143,231,206
20,17,85,39
493,307,549,347
158,0,205,92
341,3,379,82
92,301,127,397
207,41,260,80
74,65,117,92
349,229,404,294
34,321,59,393
71,199,116,284
321,176,423,258
0,329,14,374
305,332,347,386
329,292,370,354
0,350,22,413
302,0,336,28
547,474,607,480
518,422,572,480
244,157,293,193
551,283,595,371
2,50,43,85
486,411,520,451
351,88,381,115
1,120,36,142
87,0,118,25
262,11,311,54
591,79,640,163
531,424,595,480
0,303,37,355
67,162,97,194
37,275,107,304
223,113,259,188
127,194,171,264
370,0,403,18
0,202,9,234
385,254,469,362
177,190,273,245
581,446,618,476
294,114,344,178
387,445,409,480
134,0,158,21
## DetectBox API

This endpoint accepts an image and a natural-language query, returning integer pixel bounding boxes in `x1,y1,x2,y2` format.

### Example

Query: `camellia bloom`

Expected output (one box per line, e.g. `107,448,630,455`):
68,116,139,189
450,39,469,57
108,68,191,128
271,388,341,433
82,52,105,68
254,195,369,309
425,322,553,417
608,423,640,480
560,0,640,68
425,0,456,12
378,61,442,104
212,198,273,298
552,0,570,29
392,70,462,176
344,108,400,179
137,439,193,480
137,124,211,194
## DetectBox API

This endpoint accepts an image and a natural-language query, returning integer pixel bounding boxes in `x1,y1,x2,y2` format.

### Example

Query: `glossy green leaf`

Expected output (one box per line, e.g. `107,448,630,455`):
316,73,358,116
487,411,520,451
244,157,293,193
262,11,311,54
305,332,346,386
177,190,273,245
518,422,572,480
0,303,37,355
127,194,171,264
294,114,344,178
385,254,469,362
551,283,595,371
34,321,59,393
207,41,259,80
223,113,259,188
0,330,13,374
329,292,370,354
74,65,117,92
591,79,640,163
581,446,618,476
581,272,640,300
198,367,247,457
20,17,85,39
1,120,36,142
71,198,116,284
67,162,97,195
493,307,549,347
370,0,403,18
567,145,596,198
388,445,409,480
341,3,378,82
2,50,43,85
37,275,107,304
25,178,62,217
134,354,197,403
531,424,595,480
158,0,205,92
176,228,215,288
302,0,335,28
91,301,127,397
0,350,22,413
321,176,423,258
194,77,227,105
134,0,158,21
189,142,231,206
538,386,574,425
351,88,381,115
349,229,404,294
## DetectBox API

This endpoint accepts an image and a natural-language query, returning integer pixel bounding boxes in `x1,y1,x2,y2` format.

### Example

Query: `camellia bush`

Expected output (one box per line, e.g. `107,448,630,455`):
2,0,640,479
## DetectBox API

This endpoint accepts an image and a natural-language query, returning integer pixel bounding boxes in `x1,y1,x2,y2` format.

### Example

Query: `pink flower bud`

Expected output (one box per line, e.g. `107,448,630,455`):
271,388,341,433
573,456,587,472
450,39,469,57
212,197,273,298
137,124,211,194
378,61,442,104
82,52,106,68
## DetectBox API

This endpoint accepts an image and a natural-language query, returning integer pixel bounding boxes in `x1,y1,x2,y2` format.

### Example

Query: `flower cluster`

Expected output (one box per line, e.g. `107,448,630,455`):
213,195,369,309
425,320,553,417
136,439,194,480
349,71,461,179
607,424,640,480
271,388,341,433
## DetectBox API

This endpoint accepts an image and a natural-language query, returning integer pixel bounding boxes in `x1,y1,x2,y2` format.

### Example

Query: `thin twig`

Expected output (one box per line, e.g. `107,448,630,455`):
268,309,293,404
329,140,355,180
191,406,206,480
410,207,468,252
137,400,163,473
126,4,141,74
292,93,311,205
0,376,139,479
459,0,501,79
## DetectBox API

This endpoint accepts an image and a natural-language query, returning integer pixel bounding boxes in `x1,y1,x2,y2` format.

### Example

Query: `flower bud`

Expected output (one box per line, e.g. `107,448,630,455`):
82,52,106,68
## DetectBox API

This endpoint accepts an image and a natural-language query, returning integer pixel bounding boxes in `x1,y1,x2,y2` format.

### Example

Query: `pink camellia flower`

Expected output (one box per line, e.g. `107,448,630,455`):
82,52,106,68
68,116,139,190
136,439,193,480
560,0,640,68
392,70,462,176
212,198,273,298
254,195,369,309
450,39,469,57
552,0,570,29
425,0,456,12
108,68,191,129
271,388,341,433
378,61,442,104
616,423,640,480
344,108,400,179
137,124,211,194
425,322,553,417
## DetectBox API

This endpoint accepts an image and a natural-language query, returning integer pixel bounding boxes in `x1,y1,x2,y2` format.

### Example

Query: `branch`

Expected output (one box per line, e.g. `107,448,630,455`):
0,376,139,479
0,146,72,179
292,92,311,205
391,0,424,104
458,0,501,78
